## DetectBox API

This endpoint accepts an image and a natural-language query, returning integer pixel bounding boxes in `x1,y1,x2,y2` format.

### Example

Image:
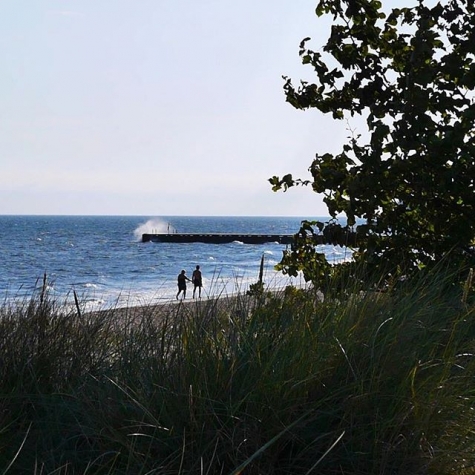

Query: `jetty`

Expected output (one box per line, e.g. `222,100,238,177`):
141,233,294,244
142,230,359,246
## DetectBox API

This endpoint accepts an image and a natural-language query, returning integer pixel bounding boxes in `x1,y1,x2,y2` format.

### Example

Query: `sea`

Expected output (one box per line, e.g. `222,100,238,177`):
0,215,352,311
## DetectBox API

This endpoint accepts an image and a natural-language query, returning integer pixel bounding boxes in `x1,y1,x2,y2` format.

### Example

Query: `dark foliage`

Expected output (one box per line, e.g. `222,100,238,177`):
270,0,475,284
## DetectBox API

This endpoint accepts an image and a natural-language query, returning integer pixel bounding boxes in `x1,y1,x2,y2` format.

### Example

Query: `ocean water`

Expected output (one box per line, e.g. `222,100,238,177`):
0,215,351,311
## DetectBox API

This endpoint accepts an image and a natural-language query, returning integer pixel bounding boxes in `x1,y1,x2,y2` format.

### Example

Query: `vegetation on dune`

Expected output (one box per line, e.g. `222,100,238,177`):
3,1,475,473
0,265,474,474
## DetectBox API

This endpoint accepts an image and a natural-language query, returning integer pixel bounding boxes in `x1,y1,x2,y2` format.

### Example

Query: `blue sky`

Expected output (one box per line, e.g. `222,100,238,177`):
0,1,361,216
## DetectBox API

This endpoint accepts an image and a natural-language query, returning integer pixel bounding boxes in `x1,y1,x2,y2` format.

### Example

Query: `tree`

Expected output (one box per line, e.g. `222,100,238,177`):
270,0,475,284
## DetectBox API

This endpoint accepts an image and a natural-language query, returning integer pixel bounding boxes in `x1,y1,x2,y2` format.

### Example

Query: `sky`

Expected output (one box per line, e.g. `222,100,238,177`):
0,1,358,217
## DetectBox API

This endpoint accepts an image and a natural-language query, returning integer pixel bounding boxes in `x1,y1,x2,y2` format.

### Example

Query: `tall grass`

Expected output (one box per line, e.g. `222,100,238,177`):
0,265,474,474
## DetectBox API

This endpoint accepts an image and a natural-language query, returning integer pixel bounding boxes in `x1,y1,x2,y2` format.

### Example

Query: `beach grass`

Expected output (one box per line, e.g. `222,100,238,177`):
0,266,475,474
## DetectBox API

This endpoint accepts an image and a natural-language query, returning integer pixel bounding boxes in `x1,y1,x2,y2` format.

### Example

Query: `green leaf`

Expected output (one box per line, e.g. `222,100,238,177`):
274,0,475,284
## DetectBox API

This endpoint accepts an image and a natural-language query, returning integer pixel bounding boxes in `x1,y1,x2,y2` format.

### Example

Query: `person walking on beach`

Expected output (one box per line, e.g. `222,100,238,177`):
192,265,202,299
176,269,191,300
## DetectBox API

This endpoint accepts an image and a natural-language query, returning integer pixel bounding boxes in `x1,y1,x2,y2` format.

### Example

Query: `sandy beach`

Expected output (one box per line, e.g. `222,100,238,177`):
86,291,261,328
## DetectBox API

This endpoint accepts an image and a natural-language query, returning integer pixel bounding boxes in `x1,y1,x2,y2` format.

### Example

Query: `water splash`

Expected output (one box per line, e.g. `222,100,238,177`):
133,218,176,241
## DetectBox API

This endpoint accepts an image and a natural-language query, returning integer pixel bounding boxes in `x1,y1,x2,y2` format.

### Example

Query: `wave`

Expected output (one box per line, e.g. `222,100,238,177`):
133,218,176,241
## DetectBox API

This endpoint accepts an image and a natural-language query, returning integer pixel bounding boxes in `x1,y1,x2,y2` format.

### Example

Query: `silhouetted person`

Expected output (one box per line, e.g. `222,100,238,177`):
192,265,202,298
176,269,191,300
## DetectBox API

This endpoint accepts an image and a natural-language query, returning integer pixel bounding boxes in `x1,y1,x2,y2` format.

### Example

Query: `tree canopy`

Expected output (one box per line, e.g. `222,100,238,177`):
270,0,475,284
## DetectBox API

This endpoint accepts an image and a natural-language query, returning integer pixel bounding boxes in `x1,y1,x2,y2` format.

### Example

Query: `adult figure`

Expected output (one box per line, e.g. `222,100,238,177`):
192,265,202,299
176,269,191,300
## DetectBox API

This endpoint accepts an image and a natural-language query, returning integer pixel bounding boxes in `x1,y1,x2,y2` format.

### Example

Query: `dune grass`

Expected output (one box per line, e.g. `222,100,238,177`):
0,265,475,474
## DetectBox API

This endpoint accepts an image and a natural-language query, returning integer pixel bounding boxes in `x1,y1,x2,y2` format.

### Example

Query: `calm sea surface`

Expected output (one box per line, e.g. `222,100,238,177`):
0,215,351,311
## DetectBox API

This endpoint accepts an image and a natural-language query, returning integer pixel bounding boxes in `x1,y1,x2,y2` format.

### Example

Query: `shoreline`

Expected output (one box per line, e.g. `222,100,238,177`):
85,286,301,324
